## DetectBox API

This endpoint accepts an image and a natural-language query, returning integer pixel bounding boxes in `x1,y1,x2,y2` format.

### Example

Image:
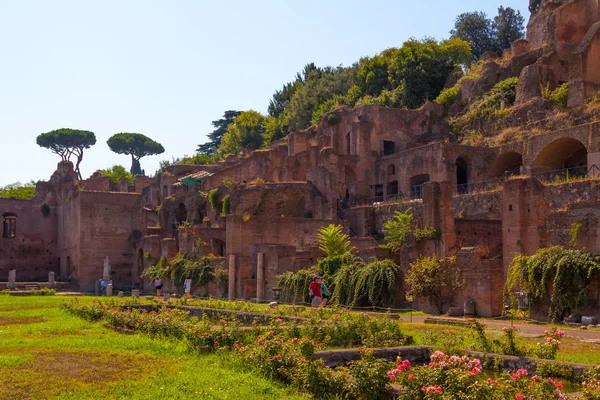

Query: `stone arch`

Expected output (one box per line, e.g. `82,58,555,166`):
532,138,587,171
175,203,187,224
388,164,396,176
487,152,523,178
410,174,430,198
2,212,16,238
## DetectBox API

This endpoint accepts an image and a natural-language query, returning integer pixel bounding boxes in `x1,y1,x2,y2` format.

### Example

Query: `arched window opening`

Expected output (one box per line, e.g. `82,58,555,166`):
2,214,16,238
346,133,351,155
163,185,169,199
388,164,396,176
175,203,187,224
410,174,430,198
456,157,469,194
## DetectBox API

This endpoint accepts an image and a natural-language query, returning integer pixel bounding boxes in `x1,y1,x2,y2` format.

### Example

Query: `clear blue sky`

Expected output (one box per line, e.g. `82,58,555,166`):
0,0,528,186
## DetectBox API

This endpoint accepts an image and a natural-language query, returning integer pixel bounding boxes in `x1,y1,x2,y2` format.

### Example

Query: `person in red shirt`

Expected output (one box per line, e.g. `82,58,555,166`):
309,276,322,307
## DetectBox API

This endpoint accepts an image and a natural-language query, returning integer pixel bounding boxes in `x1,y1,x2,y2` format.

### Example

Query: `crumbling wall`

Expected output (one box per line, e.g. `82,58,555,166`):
0,198,59,282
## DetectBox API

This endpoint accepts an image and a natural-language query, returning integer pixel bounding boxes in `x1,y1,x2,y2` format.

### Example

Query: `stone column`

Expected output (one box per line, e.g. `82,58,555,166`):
106,283,113,297
228,255,236,300
256,253,265,301
8,269,16,290
48,272,55,288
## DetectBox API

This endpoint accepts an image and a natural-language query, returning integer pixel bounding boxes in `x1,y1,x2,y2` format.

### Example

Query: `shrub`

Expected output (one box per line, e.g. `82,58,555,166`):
381,209,413,253
327,113,340,126
30,287,55,296
250,177,265,186
434,84,460,107
277,268,318,303
451,77,519,133
207,189,218,210
388,351,565,400
507,246,600,322
542,82,569,108
221,195,230,215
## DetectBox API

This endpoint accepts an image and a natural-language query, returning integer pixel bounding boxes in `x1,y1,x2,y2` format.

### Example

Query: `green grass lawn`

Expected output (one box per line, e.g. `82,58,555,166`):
0,295,309,400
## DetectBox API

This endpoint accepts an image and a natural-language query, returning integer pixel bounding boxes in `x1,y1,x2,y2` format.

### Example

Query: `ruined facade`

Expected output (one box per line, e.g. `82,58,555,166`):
2,0,600,320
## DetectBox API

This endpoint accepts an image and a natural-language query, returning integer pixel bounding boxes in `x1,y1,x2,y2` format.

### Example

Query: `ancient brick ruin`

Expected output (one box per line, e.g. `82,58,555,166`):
2,0,600,320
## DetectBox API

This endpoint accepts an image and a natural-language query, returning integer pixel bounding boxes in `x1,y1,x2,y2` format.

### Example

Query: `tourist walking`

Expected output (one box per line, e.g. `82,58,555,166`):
154,277,162,297
320,278,329,307
309,276,322,307
184,275,192,299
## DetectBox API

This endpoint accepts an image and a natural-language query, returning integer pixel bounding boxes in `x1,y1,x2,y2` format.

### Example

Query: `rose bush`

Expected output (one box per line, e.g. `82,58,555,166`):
389,351,566,400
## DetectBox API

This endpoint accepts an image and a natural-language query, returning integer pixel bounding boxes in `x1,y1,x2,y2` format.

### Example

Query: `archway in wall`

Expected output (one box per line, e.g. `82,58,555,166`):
532,138,587,171
456,157,469,193
410,174,430,198
344,166,357,200
486,152,523,178
213,239,226,257
175,203,187,224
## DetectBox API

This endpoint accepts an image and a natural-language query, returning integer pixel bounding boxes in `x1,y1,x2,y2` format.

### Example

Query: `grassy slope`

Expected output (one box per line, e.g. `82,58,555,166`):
0,295,308,400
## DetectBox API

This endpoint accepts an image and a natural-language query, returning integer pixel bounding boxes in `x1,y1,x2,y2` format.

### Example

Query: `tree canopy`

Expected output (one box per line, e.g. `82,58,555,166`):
107,133,165,175
494,6,526,51
451,12,499,60
36,128,96,179
97,165,133,184
217,111,266,156
197,110,241,155
451,7,525,60
0,181,36,200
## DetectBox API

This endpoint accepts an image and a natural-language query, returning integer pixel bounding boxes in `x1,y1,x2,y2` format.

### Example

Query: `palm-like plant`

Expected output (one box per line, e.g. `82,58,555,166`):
317,224,353,257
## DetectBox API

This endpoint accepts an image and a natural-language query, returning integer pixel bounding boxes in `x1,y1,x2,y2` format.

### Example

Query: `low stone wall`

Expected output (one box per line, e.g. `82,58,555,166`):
315,346,431,368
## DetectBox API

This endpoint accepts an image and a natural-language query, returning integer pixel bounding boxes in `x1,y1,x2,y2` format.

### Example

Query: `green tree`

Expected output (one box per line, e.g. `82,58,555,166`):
317,224,353,258
98,165,133,184
218,111,266,156
197,110,241,155
158,153,212,172
107,133,165,175
286,65,358,131
451,11,498,60
493,6,525,50
381,209,414,253
36,128,96,179
406,255,462,314
0,181,36,199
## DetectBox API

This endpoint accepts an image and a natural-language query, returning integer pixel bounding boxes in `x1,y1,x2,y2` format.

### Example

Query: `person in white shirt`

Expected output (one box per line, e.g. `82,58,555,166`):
184,276,192,299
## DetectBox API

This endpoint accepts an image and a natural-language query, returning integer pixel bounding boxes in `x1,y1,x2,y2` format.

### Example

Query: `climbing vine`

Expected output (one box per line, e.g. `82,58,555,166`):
507,246,600,322
569,222,582,248
222,195,231,215
208,188,218,210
